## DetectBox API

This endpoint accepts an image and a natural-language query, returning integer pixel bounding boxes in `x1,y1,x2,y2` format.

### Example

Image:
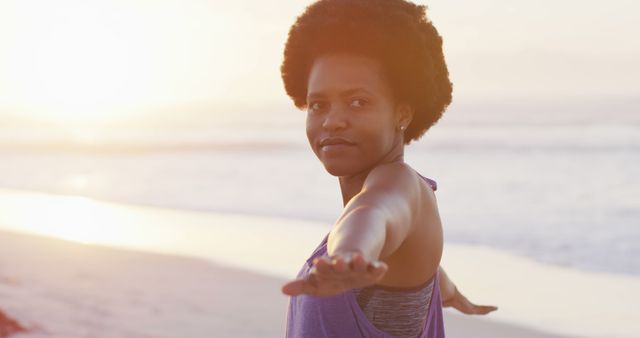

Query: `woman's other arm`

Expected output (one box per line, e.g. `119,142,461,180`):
439,266,498,314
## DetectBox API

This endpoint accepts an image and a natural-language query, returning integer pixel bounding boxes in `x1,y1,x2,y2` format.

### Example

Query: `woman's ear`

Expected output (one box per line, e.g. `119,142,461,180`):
395,103,414,131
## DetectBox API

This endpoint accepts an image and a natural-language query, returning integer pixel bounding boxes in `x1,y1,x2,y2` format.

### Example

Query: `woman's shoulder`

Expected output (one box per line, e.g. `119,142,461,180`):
367,161,417,181
367,162,436,192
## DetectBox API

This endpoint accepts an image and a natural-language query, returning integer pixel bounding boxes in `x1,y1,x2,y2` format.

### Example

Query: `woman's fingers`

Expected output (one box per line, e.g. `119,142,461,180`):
462,300,498,314
281,277,317,296
282,254,389,297
329,254,387,282
316,253,379,276
472,305,498,314
351,253,368,273
331,256,349,273
313,256,333,274
443,291,498,315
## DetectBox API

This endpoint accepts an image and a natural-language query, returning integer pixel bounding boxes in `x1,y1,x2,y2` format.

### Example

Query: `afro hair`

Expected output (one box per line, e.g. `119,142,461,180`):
281,0,453,143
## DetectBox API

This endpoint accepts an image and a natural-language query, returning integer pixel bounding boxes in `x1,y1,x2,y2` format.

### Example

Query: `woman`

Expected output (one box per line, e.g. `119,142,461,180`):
280,0,497,337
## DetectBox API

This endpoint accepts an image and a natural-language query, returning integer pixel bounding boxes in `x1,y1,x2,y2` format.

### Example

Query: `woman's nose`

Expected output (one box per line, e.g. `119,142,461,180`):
322,108,347,131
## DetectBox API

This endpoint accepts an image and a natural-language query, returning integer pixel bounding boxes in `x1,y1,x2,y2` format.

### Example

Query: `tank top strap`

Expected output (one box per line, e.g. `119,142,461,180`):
303,232,330,270
414,170,438,192
421,267,445,337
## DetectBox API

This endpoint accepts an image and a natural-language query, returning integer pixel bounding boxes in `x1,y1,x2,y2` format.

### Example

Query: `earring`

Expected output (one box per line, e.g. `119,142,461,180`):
400,125,406,131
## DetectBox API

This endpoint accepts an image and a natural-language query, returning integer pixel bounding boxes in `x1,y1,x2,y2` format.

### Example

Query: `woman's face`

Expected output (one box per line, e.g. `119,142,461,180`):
305,53,409,177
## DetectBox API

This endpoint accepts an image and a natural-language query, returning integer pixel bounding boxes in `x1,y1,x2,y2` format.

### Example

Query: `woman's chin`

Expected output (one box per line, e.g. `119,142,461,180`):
321,162,360,177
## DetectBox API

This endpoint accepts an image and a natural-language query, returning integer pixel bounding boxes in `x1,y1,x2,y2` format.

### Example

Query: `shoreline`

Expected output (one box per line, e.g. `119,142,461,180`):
0,229,578,338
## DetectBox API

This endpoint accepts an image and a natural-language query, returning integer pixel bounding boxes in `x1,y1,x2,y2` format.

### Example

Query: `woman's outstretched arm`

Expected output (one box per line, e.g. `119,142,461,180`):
282,163,423,297
327,163,421,262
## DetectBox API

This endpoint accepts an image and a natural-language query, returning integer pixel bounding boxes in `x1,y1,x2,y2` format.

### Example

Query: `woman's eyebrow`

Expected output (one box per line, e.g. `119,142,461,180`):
307,87,372,99
340,88,372,97
307,91,326,100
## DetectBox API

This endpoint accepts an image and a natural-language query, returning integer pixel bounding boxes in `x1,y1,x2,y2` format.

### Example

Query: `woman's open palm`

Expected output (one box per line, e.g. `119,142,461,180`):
281,252,388,297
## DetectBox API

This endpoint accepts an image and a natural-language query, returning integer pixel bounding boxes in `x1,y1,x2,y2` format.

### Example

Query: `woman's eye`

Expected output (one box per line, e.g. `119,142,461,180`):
350,98,367,109
308,102,325,113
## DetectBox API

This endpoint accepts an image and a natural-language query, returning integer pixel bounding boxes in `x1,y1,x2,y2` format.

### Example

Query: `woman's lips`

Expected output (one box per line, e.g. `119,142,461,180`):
319,137,356,153
321,143,355,152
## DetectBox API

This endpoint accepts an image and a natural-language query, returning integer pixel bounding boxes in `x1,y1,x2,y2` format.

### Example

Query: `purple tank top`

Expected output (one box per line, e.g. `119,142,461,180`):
285,176,444,338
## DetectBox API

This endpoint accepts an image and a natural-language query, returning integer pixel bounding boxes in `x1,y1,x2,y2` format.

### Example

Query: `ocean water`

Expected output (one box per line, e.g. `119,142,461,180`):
0,104,638,278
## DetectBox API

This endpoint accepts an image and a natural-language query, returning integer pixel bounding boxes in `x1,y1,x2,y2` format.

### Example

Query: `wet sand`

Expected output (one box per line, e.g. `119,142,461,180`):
0,230,578,338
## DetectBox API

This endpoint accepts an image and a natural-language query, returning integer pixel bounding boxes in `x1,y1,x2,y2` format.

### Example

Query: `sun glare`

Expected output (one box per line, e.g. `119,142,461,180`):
20,22,151,124
1,0,292,132
0,191,140,246
25,196,121,244
4,1,164,126
0,189,190,252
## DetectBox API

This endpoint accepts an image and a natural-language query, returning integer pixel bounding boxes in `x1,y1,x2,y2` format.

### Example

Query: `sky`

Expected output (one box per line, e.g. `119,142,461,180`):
0,0,638,127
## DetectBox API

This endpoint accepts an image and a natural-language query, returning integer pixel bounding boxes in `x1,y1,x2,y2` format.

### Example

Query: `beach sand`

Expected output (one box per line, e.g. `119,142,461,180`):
0,230,577,338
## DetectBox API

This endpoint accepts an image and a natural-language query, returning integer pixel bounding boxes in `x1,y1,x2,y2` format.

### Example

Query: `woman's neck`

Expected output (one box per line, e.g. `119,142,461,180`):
338,144,405,206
